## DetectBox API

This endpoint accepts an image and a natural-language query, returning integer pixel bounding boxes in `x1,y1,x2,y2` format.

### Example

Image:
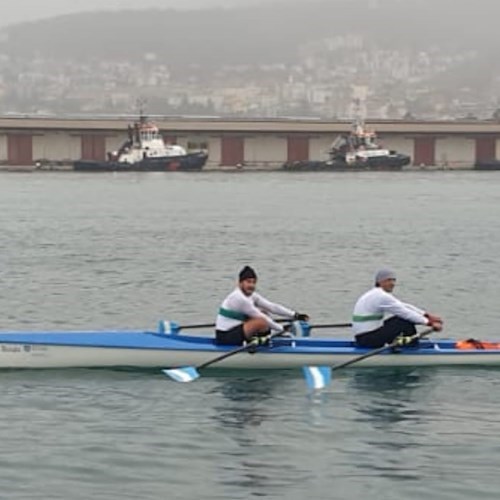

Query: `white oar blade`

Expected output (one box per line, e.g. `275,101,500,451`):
303,366,332,390
162,366,200,383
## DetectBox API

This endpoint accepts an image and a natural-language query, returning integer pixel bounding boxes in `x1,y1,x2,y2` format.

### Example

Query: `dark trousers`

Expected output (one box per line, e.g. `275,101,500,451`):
355,317,417,349
215,324,270,346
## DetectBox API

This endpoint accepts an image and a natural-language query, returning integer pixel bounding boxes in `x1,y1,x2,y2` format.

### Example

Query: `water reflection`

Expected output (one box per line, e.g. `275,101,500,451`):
348,367,436,426
211,375,276,431
209,375,311,498
343,368,438,482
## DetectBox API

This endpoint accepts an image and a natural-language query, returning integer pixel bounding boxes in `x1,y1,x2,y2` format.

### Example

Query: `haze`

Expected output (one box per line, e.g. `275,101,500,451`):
2,0,499,120
0,0,265,27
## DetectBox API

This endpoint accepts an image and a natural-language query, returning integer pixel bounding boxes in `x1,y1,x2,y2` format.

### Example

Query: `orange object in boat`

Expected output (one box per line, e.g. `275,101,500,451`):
456,339,500,350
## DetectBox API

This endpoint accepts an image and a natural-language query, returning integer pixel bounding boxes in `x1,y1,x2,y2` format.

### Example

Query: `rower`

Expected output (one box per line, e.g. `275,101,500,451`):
352,268,443,349
215,266,309,346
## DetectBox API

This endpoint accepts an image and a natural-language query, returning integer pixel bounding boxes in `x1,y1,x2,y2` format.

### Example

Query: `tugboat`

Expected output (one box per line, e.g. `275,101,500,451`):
74,115,208,172
282,119,411,171
474,160,500,170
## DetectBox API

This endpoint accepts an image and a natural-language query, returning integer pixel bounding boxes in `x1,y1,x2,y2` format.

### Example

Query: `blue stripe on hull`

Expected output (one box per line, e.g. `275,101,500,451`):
0,330,495,356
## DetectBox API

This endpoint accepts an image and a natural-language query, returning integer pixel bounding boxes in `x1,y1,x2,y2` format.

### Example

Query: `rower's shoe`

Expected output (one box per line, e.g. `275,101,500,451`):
394,336,412,347
393,334,420,351
256,335,272,346
246,335,271,354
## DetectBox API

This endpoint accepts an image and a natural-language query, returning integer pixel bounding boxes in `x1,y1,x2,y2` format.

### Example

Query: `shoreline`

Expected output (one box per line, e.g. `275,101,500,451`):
0,164,488,173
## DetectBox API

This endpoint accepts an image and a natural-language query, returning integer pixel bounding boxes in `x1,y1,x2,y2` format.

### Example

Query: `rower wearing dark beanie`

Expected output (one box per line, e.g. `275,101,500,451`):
239,265,257,282
215,266,309,346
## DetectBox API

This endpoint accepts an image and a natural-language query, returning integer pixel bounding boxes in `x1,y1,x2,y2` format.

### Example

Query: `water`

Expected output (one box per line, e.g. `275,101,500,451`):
0,171,499,499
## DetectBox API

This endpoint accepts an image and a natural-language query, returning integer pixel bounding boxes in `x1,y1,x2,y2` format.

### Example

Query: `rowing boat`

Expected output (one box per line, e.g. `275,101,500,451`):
0,321,499,370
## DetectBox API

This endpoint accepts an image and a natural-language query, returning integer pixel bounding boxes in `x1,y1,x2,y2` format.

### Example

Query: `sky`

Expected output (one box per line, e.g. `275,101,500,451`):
0,0,265,27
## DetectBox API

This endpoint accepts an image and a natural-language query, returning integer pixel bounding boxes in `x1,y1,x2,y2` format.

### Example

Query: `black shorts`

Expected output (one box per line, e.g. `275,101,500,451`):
215,324,245,346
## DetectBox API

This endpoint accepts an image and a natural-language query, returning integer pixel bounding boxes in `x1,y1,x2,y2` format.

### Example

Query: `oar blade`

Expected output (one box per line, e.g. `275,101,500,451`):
162,366,200,383
302,366,332,390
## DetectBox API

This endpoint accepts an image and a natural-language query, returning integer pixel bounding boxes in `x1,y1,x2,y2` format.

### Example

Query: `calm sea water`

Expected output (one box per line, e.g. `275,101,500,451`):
1,171,500,499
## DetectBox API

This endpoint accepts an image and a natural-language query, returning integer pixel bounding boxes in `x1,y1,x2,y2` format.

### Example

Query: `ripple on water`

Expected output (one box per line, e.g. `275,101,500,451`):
1,172,500,499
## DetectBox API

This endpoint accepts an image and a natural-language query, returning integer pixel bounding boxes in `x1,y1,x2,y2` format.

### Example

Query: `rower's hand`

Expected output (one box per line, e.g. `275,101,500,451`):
294,312,309,321
430,320,443,332
426,313,443,324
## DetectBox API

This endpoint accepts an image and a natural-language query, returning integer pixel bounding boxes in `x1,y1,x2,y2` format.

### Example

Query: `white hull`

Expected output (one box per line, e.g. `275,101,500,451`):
2,343,500,370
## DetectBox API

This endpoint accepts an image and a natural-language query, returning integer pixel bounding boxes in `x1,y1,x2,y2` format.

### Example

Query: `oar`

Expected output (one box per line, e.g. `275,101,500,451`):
159,320,350,335
177,323,217,329
158,321,216,333
303,327,434,390
308,323,352,329
160,320,288,334
163,329,287,383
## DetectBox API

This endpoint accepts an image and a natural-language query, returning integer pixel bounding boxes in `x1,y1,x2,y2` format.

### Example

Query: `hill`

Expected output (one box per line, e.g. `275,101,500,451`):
1,0,499,70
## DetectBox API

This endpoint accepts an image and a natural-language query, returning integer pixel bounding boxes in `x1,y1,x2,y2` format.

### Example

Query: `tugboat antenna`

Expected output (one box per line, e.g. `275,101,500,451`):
136,97,148,123
351,97,366,132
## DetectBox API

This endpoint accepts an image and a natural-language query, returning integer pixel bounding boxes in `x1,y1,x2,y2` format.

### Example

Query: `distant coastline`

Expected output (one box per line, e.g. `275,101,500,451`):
1,1,500,120
0,164,484,173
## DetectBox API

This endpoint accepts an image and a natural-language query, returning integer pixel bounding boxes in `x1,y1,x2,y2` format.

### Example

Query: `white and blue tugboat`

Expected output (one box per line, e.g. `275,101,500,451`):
283,119,411,171
74,114,208,172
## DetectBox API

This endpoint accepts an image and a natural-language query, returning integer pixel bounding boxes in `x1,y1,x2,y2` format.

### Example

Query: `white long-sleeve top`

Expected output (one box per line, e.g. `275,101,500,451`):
215,287,296,333
352,287,429,335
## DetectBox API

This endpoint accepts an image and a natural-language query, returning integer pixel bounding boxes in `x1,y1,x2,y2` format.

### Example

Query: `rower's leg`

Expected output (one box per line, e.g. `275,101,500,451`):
383,317,418,346
355,328,393,348
242,318,270,341
355,317,417,348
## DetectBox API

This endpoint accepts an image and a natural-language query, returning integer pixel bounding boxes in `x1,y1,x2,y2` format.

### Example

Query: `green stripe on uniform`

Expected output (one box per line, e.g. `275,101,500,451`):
218,307,249,321
352,313,384,322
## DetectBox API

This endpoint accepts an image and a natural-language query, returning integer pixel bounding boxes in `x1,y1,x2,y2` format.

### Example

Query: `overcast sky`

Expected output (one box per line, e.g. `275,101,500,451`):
0,0,265,27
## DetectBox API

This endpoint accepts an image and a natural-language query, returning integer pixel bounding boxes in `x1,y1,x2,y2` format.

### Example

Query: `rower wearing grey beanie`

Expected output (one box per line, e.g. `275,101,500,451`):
374,268,396,285
351,268,443,348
